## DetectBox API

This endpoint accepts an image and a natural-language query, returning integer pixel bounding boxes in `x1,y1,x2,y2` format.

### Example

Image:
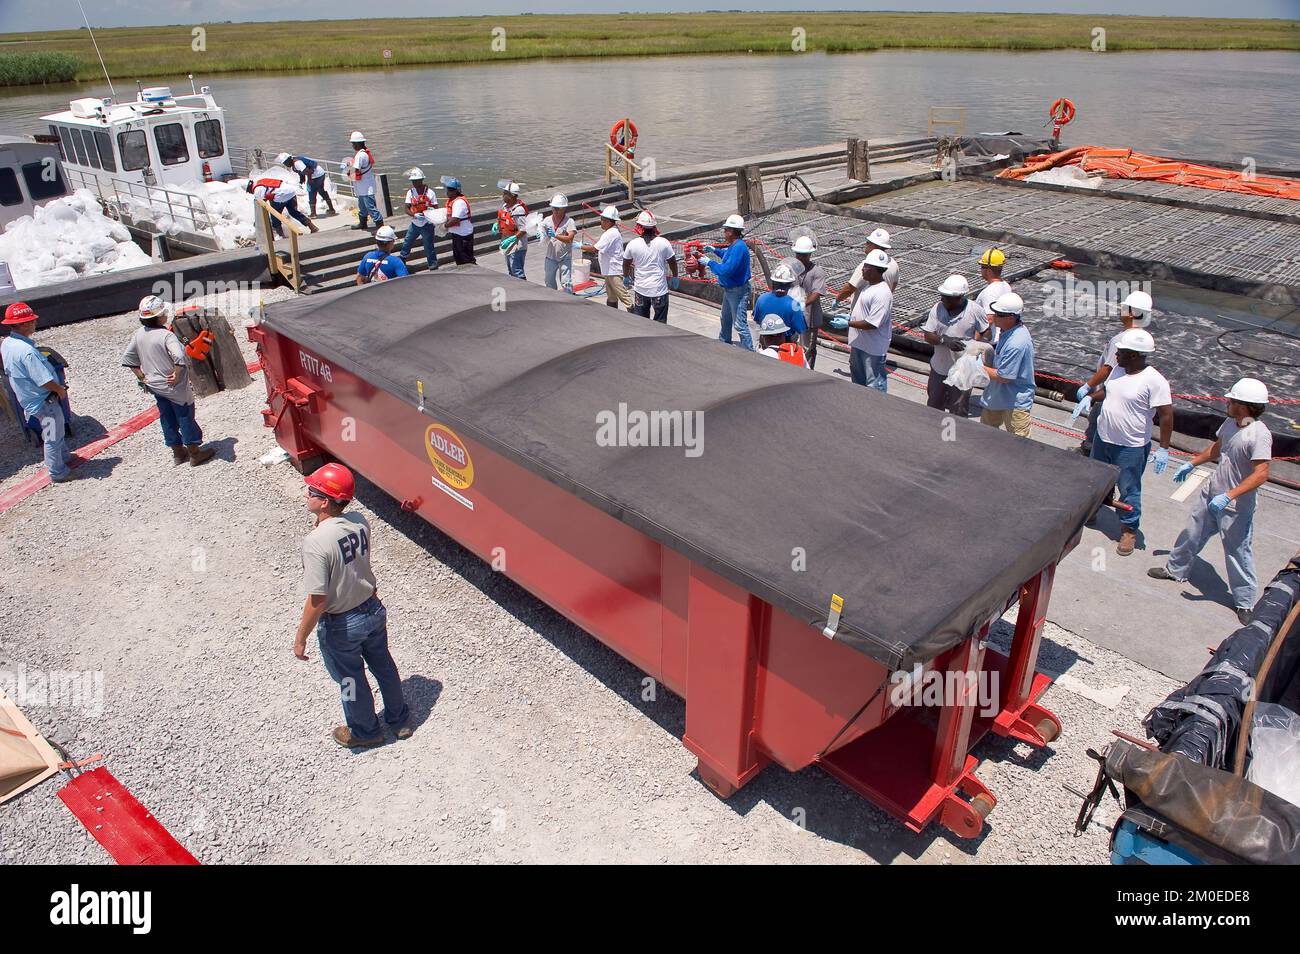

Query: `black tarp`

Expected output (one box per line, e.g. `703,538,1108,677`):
264,268,1115,670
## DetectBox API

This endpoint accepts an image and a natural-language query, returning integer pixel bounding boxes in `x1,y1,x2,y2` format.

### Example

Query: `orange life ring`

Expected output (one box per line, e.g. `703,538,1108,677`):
610,119,638,155
1049,98,1076,126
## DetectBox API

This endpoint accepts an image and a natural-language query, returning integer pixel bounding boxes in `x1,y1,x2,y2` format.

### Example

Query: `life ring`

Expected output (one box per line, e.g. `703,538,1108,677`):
610,119,638,155
1049,98,1076,126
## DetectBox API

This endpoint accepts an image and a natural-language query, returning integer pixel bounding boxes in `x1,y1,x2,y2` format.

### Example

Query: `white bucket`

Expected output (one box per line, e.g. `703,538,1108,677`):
571,259,591,285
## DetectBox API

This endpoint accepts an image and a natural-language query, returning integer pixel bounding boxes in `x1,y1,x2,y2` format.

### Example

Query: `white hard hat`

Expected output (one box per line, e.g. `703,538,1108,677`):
1114,328,1155,354
138,294,168,320
275,152,291,165
349,131,366,143
723,214,745,231
867,227,892,249
635,210,657,229
990,291,1024,317
759,315,790,336
937,274,970,296
1122,289,1154,328
792,236,816,255
1225,377,1269,405
375,225,397,243
503,181,522,194
770,263,796,285
600,205,620,220
407,167,425,181
863,249,891,270
549,193,569,209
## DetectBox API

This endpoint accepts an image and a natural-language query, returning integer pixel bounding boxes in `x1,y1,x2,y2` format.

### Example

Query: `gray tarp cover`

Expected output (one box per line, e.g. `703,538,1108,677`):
265,269,1115,669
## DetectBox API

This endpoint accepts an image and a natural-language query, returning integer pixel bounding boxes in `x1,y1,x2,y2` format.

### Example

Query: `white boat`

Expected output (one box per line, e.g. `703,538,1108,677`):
41,84,233,190
0,135,71,229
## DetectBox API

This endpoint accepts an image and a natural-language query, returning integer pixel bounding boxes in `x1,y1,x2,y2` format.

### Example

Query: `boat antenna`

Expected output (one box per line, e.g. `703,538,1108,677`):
75,0,117,100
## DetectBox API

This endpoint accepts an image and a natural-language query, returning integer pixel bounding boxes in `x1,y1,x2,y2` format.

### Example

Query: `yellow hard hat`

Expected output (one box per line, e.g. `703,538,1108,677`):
979,248,1006,268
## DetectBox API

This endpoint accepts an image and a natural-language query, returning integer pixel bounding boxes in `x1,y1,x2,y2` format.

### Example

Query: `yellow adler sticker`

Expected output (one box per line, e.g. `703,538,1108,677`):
424,422,475,491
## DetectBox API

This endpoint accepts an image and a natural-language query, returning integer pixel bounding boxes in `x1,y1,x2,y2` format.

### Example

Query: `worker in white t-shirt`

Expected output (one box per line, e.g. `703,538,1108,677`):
278,152,335,217
835,227,898,311
1072,289,1155,455
1150,378,1273,625
541,194,577,291
622,210,678,323
400,167,438,269
582,205,632,310
973,248,1011,343
345,130,383,230
844,248,894,393
494,180,528,280
442,177,475,265
1085,328,1173,556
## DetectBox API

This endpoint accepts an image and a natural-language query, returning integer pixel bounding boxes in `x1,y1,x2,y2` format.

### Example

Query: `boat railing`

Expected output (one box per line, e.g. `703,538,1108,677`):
63,166,223,250
229,147,394,216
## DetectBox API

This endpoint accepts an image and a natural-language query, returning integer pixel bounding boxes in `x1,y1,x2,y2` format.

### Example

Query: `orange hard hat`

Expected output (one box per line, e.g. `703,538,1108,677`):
3,302,36,325
304,462,354,503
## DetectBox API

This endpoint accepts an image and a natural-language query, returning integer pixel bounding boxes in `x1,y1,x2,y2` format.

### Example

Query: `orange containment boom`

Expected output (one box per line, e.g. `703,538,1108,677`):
998,145,1300,201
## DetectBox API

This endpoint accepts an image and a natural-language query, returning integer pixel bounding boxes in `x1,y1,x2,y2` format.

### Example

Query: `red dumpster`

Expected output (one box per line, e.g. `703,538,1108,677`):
250,269,1114,838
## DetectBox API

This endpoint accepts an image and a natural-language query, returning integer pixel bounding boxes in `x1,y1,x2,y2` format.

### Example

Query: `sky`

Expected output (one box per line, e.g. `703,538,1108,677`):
0,1,1296,33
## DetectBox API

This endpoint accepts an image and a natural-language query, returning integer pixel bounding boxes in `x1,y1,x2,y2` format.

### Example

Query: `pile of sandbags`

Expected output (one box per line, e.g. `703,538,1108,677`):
0,189,152,289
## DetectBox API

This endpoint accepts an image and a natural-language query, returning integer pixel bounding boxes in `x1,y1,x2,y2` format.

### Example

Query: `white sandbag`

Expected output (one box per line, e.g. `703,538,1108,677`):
945,347,992,391
1247,703,1300,807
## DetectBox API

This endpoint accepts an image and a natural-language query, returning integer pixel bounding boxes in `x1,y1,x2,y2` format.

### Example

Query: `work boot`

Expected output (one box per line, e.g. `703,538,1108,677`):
393,722,413,741
1147,566,1176,581
185,444,215,467
1116,528,1137,556
332,726,384,749
1237,607,1253,627
307,221,320,234
171,445,189,465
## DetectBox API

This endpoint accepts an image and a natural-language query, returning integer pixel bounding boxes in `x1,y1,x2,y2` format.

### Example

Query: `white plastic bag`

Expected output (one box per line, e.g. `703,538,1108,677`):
944,346,991,391
1247,703,1300,807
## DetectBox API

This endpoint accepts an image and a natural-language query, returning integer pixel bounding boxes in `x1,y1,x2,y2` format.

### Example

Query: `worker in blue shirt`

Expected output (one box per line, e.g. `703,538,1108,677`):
752,263,806,342
980,292,1035,438
701,213,754,350
2,302,71,482
356,226,410,285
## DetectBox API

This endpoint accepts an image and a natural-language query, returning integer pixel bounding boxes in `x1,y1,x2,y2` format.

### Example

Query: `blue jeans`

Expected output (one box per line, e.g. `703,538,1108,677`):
316,596,409,739
505,241,527,280
719,283,753,350
1090,438,1148,529
1166,491,1258,610
307,175,334,215
632,291,670,323
545,255,571,291
356,193,382,228
850,350,888,392
269,196,311,236
34,401,70,481
155,394,202,447
402,222,438,268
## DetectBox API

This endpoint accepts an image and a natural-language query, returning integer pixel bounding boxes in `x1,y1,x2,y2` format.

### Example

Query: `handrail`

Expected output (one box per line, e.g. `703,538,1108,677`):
62,166,221,246
604,124,643,201
255,197,302,291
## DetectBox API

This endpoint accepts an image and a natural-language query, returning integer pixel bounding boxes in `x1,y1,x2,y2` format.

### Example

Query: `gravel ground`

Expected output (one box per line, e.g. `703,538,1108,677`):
0,288,1180,864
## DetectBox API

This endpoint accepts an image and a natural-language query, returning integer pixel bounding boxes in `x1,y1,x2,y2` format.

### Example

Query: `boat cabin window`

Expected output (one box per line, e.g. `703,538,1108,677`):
23,161,67,201
0,169,21,207
195,119,224,160
153,123,189,166
94,130,117,172
118,130,149,172
56,126,75,165
68,127,90,167
77,129,101,170
48,125,65,162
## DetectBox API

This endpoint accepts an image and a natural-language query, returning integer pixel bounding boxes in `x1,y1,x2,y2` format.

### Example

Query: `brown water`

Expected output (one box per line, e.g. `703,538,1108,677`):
2,49,1296,195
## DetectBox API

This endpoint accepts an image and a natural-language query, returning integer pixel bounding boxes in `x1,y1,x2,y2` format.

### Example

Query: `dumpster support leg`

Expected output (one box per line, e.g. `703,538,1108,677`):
993,566,1061,746
681,565,770,797
932,635,997,838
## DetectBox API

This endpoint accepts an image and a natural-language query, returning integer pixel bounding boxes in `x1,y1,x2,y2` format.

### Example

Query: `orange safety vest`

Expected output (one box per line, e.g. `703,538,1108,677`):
497,200,527,236
351,148,374,181
407,186,433,215
447,194,471,223
776,342,806,367
253,177,284,195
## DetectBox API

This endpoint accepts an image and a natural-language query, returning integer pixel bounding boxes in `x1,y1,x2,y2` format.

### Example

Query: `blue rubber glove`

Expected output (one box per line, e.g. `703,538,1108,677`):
1076,384,1090,402
669,275,681,291
1070,395,1092,423
544,224,555,238
1209,493,1231,514
1173,462,1194,483
491,221,499,236
1150,446,1169,475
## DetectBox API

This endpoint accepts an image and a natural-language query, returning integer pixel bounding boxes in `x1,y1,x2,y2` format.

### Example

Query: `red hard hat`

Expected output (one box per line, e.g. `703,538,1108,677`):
304,462,354,503
3,302,36,325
